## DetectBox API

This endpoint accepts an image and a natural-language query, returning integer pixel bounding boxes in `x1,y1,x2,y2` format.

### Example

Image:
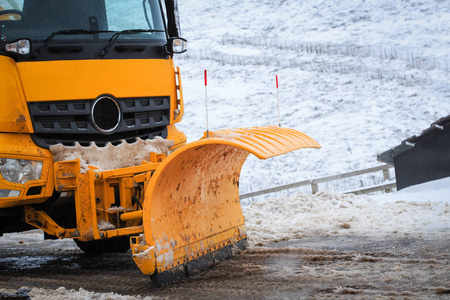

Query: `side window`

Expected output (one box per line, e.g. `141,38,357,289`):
0,0,24,10
0,0,24,21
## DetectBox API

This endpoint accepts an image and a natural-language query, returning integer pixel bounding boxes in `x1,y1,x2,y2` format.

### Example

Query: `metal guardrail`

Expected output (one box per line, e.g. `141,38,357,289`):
240,164,396,200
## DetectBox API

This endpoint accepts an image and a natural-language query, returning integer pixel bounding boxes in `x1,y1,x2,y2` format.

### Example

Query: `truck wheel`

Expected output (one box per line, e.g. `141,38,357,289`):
75,236,131,254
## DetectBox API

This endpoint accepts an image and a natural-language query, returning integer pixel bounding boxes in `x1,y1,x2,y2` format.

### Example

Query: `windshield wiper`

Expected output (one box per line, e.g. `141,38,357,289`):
97,29,164,58
33,29,115,56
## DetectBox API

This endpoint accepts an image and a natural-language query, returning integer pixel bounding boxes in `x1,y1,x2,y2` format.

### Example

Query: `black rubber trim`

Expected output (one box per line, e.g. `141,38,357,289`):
150,238,248,287
0,39,169,62
26,186,42,196
31,126,168,148
48,45,84,53
115,45,146,52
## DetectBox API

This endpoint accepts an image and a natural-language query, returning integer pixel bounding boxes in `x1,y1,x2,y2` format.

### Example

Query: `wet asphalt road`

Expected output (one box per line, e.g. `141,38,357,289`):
0,231,449,299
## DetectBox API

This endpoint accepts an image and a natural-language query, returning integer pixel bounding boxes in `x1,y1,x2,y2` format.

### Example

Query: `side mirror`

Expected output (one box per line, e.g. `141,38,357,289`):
5,39,31,55
165,37,187,55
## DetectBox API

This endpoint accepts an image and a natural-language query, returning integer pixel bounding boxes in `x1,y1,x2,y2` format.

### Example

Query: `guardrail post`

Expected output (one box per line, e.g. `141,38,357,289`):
311,180,319,194
382,167,391,181
382,165,393,193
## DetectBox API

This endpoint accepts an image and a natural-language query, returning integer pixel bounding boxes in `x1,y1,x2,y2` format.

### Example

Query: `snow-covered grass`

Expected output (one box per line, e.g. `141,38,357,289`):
174,0,450,193
243,177,450,247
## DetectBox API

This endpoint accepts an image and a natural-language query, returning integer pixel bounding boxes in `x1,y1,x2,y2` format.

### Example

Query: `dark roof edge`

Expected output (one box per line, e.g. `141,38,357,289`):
377,114,450,164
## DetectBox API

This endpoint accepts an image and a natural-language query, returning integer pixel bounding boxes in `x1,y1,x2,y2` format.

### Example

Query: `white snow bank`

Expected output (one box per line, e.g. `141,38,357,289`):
373,176,450,202
0,287,156,300
0,229,79,251
243,177,450,246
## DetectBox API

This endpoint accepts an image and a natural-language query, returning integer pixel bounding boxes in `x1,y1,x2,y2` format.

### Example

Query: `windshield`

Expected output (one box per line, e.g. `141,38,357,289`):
0,0,166,42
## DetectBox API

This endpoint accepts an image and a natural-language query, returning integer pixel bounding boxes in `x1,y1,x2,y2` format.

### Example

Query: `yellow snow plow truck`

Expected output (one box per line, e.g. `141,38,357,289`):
0,0,320,286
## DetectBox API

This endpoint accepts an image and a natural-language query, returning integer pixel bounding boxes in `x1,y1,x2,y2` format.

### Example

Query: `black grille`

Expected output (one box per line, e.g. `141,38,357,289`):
28,97,170,148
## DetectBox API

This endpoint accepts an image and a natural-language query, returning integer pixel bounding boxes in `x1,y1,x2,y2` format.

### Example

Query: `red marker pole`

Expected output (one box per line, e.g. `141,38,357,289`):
276,75,281,127
204,70,209,137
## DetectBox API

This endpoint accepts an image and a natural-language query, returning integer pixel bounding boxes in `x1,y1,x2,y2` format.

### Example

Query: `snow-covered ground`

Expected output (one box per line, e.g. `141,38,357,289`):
174,0,450,193
244,177,450,247
1,178,448,299
0,287,148,300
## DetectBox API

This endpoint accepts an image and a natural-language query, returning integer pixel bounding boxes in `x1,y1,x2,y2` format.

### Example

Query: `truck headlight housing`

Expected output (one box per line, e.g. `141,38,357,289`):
0,159,43,184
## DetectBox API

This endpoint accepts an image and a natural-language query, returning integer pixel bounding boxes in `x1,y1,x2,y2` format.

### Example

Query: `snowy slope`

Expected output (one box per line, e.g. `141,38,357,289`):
174,0,450,193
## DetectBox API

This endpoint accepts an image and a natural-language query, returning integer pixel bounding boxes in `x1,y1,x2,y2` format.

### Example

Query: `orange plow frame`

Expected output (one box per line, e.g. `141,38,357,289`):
131,126,320,285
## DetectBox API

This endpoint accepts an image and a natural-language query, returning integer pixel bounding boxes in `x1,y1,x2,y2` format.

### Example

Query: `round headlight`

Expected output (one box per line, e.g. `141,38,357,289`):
0,159,43,184
1,160,21,183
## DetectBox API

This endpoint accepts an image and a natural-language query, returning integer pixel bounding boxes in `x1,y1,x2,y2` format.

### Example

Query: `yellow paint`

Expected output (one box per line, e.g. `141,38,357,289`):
16,59,177,101
0,133,50,158
173,67,184,124
24,207,66,238
52,159,160,242
137,126,321,275
131,238,156,275
0,56,33,133
166,124,187,149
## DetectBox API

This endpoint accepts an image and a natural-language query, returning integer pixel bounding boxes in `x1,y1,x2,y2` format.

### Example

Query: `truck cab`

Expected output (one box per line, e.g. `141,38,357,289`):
0,0,186,235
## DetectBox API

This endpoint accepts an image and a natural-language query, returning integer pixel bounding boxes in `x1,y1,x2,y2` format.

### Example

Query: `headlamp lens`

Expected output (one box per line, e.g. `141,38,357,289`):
0,159,43,184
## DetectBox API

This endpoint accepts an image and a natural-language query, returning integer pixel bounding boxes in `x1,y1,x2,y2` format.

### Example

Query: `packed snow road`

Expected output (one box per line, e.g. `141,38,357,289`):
0,231,448,299
1,181,449,298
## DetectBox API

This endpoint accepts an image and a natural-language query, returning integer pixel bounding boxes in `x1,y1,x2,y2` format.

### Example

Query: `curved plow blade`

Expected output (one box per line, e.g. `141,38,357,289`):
132,126,320,286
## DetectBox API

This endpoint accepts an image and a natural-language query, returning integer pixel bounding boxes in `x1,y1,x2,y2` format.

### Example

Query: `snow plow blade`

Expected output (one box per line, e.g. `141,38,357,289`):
131,126,320,286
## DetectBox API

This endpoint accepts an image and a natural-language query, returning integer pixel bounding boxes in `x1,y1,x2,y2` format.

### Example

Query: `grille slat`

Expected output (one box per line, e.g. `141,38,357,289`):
28,96,170,148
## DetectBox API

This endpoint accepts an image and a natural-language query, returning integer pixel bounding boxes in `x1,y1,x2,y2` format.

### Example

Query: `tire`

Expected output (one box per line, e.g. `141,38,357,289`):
75,236,131,254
